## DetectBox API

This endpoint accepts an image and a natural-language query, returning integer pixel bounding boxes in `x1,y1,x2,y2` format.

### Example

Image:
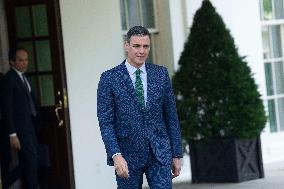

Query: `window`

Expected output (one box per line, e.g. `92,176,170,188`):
120,0,157,63
260,0,284,20
262,25,282,59
260,0,284,132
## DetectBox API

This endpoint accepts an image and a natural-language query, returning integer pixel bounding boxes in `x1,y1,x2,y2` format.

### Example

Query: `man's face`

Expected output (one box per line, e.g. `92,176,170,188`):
125,35,150,68
11,50,29,73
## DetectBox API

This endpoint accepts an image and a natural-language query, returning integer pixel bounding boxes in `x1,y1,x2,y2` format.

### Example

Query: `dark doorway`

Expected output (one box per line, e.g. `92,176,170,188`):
4,0,74,188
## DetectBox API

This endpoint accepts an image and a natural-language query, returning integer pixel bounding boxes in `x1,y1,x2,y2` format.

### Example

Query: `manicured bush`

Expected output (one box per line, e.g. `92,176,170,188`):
173,0,266,142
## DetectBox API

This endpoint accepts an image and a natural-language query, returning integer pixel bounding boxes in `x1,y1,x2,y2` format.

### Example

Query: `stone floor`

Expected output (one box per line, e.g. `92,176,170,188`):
144,161,284,189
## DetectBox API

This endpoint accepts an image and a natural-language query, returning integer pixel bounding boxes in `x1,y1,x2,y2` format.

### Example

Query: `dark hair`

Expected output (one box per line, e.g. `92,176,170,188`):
8,47,28,61
126,26,150,43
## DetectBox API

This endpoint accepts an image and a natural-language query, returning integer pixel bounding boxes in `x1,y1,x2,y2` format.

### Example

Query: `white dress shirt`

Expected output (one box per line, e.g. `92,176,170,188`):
125,59,147,106
12,68,31,92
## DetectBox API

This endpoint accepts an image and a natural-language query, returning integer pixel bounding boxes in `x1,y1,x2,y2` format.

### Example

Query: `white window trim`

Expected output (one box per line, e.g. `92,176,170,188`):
121,0,158,31
260,0,283,21
260,0,284,132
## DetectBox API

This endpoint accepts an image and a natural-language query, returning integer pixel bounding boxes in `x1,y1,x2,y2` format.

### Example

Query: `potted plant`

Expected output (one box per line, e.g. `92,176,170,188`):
173,0,267,183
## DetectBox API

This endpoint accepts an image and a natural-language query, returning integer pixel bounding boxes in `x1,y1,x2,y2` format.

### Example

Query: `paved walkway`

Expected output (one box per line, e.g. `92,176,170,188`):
144,161,284,189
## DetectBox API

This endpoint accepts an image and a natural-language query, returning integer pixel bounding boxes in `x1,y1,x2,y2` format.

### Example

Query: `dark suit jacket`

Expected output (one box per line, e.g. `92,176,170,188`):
2,69,36,136
97,61,182,167
0,72,4,152
0,72,3,127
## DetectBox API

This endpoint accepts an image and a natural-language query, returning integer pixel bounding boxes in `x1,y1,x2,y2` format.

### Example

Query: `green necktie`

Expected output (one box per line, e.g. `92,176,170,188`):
135,69,145,109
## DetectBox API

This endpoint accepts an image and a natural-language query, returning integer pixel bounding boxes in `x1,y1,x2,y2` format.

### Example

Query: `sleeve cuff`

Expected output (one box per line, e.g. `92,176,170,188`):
9,133,17,137
112,153,121,159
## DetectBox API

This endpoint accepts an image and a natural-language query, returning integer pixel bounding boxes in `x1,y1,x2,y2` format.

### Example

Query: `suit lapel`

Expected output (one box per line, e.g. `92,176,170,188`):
11,69,30,97
145,63,155,110
117,62,142,111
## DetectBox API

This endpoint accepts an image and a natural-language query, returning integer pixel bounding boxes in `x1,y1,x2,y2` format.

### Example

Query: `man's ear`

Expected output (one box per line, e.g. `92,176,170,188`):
124,42,129,52
9,61,14,67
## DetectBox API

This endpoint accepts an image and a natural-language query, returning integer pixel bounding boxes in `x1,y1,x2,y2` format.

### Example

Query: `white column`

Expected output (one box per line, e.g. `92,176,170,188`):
59,0,124,188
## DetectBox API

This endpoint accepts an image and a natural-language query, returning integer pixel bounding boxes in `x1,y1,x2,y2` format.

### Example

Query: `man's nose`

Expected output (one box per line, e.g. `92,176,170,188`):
138,47,145,53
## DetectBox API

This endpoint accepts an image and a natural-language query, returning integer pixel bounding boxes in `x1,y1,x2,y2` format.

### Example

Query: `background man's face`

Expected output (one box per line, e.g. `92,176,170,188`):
11,50,29,73
125,35,150,68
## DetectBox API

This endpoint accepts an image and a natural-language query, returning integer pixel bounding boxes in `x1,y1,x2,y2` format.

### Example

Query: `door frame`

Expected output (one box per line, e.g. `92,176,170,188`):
0,0,9,73
4,0,75,188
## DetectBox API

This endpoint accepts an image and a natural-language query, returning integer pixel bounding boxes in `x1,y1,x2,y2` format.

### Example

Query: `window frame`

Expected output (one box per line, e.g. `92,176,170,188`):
261,2,284,132
260,0,284,21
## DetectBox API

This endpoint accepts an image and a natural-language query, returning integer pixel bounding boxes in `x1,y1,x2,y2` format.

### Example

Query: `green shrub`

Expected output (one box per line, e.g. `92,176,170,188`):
173,0,266,142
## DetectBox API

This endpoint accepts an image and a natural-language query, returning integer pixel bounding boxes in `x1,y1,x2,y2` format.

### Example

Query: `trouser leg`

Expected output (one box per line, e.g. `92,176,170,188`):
145,150,172,189
1,137,21,189
18,133,38,189
116,165,144,189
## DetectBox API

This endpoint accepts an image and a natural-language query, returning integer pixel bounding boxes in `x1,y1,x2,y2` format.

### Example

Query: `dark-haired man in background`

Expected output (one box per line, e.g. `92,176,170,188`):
97,26,183,189
1,47,38,189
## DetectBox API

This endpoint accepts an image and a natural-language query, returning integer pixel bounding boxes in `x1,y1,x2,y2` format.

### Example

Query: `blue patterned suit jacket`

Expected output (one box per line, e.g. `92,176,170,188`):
97,61,182,167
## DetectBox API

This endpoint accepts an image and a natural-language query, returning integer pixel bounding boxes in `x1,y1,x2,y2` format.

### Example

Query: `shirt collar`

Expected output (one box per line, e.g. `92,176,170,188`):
12,67,24,78
125,59,146,75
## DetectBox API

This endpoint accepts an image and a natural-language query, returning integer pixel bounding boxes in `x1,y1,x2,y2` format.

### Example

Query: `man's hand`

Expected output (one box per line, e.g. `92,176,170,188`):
113,154,129,179
10,135,21,151
172,158,181,178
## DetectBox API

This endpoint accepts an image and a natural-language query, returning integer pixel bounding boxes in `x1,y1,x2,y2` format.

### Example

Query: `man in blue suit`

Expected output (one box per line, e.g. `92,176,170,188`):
97,26,182,189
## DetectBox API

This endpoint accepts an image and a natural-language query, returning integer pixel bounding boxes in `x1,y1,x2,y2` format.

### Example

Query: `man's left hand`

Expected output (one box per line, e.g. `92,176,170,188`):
172,158,181,178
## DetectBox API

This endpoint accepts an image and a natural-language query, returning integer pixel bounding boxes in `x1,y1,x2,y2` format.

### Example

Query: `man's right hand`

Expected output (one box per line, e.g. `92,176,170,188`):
113,154,129,179
10,135,21,151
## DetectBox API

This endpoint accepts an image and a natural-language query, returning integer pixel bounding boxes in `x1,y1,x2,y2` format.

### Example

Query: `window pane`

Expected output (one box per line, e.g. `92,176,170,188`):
265,63,274,95
263,0,273,20
268,99,277,132
262,26,271,59
15,6,32,38
275,61,284,94
271,25,282,58
32,4,49,36
262,25,283,59
39,75,55,106
17,41,35,72
127,0,141,28
141,0,155,28
35,40,52,71
278,98,284,130
274,0,284,19
120,0,127,30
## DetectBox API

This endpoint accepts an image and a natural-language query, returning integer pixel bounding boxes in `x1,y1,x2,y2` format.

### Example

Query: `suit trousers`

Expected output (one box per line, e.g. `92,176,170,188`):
1,121,38,189
116,148,172,189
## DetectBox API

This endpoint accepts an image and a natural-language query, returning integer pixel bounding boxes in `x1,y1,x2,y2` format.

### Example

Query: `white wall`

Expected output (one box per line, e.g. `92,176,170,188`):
169,0,188,71
59,0,123,188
